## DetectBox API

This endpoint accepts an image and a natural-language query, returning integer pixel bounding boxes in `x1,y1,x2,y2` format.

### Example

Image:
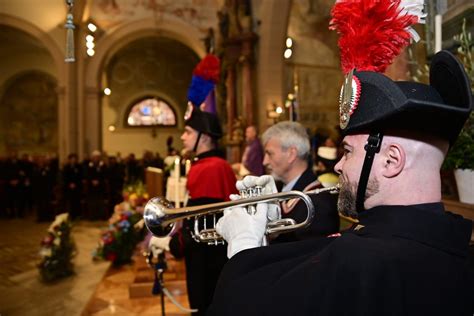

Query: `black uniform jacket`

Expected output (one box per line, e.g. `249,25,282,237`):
273,167,339,243
208,203,473,316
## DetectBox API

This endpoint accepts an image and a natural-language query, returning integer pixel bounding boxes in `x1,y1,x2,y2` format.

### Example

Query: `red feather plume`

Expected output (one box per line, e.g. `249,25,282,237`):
330,0,419,74
193,54,220,83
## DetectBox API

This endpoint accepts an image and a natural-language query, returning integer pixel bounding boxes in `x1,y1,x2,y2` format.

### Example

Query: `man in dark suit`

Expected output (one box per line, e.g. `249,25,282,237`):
4,152,23,218
260,121,339,243
62,153,83,220
84,150,107,220
33,155,55,222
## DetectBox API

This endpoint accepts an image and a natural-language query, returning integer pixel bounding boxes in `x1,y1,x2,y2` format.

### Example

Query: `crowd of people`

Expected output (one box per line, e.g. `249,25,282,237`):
0,150,173,221
0,125,337,224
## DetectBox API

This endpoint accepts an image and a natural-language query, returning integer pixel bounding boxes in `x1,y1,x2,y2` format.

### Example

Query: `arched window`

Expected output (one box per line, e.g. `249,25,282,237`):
126,97,177,126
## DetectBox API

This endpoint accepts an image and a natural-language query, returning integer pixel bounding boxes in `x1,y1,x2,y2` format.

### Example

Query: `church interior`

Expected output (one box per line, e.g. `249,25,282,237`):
0,0,473,315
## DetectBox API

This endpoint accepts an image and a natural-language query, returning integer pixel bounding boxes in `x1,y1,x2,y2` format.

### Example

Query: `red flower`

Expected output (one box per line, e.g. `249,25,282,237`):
105,252,117,262
41,234,54,246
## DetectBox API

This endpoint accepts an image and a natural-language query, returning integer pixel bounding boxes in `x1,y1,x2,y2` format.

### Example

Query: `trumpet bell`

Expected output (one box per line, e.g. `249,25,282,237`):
143,197,176,237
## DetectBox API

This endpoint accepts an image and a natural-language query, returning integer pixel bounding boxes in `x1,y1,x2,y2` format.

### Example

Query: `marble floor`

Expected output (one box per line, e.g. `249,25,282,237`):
83,253,191,315
0,215,189,316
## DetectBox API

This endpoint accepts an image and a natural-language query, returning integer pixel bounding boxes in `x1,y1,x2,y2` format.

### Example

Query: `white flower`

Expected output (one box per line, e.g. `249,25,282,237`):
40,248,52,257
48,213,69,233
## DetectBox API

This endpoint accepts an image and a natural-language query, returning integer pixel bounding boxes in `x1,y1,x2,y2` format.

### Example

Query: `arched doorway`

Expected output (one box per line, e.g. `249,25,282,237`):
100,36,199,156
0,25,59,155
0,71,58,154
83,17,206,158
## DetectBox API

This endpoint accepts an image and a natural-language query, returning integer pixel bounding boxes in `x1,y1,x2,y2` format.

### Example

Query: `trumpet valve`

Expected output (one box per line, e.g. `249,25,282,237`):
239,185,263,215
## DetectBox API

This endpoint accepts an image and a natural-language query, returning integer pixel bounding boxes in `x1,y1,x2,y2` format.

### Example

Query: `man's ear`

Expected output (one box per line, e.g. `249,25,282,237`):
381,143,405,178
286,146,298,164
199,133,212,146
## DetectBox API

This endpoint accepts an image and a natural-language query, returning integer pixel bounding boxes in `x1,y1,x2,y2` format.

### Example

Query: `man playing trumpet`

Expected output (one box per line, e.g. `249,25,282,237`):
207,0,473,314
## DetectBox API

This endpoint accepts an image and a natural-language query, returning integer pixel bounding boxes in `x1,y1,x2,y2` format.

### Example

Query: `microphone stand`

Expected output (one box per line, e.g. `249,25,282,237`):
146,251,197,315
157,253,167,316
147,251,167,316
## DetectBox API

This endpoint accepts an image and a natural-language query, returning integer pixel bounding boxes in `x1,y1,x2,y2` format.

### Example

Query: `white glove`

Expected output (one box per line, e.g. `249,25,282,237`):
238,175,281,221
148,236,171,258
216,194,269,259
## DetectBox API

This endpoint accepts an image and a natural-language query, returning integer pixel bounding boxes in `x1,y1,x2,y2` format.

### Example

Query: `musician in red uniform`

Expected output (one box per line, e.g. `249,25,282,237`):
170,104,236,316
149,54,237,316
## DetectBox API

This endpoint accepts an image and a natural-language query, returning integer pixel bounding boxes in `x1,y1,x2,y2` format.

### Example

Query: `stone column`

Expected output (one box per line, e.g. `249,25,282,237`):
241,33,257,126
226,64,236,139
57,61,79,162
224,63,242,164
83,86,101,156
56,85,68,162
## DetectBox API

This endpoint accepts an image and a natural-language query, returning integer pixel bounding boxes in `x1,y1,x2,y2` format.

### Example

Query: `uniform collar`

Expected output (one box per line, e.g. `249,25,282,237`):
194,149,224,161
348,203,472,258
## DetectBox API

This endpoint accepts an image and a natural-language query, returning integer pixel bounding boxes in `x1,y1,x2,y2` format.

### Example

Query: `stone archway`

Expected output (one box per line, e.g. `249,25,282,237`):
0,14,64,81
81,16,207,157
0,15,66,157
0,71,58,154
99,36,200,156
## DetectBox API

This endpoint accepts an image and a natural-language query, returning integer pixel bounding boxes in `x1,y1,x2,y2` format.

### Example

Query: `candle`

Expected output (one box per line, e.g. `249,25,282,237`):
174,157,180,207
434,14,442,53
185,159,191,176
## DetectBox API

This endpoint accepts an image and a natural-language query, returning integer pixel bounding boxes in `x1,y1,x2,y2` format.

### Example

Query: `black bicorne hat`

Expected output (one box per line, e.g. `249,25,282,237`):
184,103,223,139
341,50,473,144
330,0,473,213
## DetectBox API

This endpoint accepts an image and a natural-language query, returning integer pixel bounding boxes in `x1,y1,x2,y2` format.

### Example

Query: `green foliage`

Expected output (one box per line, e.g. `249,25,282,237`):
443,19,474,171
38,214,76,282
443,112,474,170
453,19,474,90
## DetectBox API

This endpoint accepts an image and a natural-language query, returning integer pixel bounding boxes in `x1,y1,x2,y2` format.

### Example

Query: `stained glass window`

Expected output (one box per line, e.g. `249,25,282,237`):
126,98,177,126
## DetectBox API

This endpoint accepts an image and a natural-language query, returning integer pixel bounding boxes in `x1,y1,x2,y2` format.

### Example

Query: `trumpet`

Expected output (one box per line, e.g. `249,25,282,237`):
143,185,339,245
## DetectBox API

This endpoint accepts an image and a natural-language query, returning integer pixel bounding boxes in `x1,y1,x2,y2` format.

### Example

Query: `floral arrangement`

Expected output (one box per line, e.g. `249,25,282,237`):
93,185,147,266
38,213,76,282
122,181,149,209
